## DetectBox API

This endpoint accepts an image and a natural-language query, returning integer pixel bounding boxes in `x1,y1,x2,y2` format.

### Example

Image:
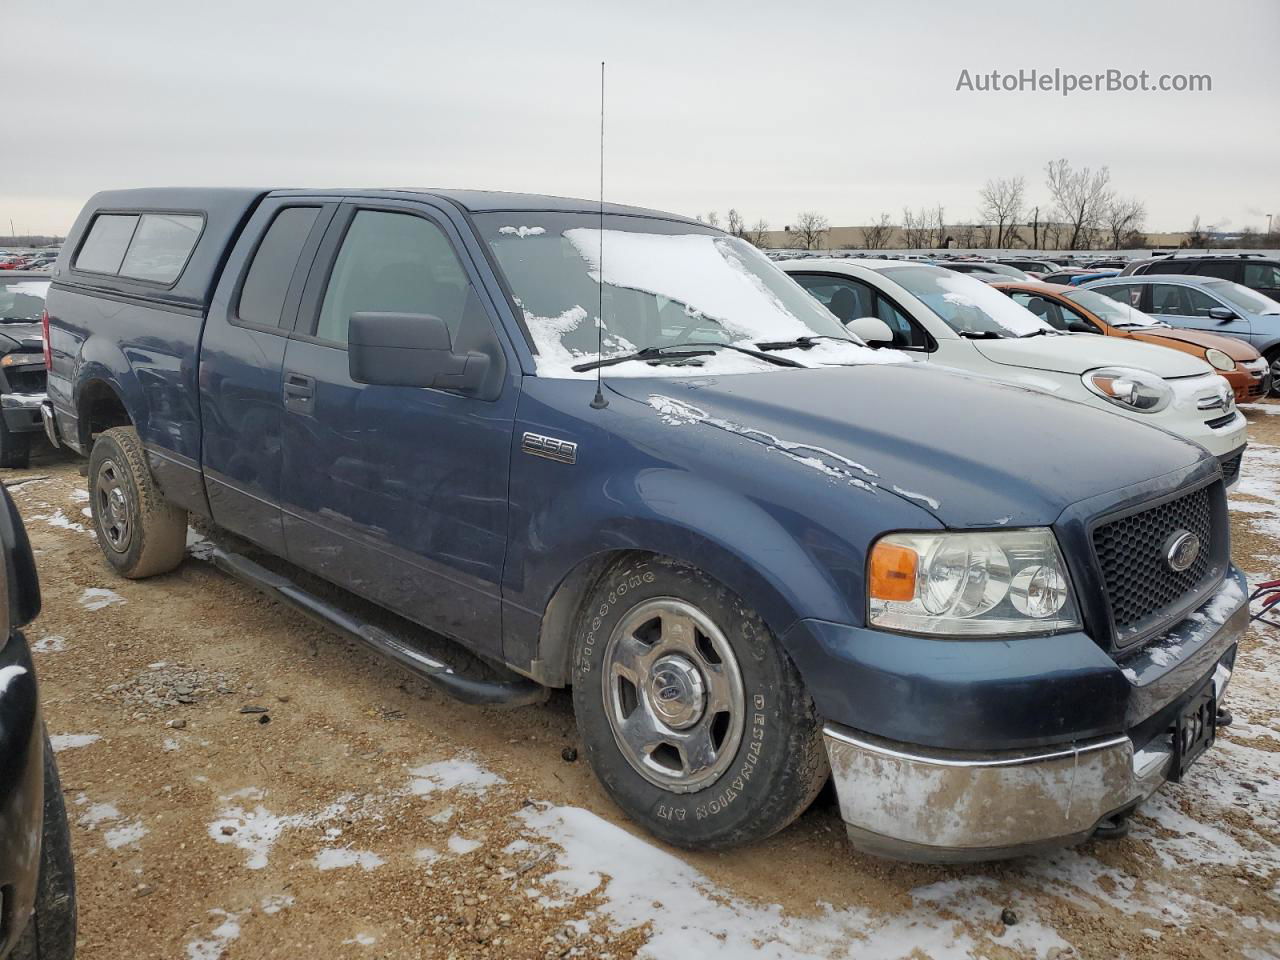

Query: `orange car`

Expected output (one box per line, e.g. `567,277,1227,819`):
992,280,1271,403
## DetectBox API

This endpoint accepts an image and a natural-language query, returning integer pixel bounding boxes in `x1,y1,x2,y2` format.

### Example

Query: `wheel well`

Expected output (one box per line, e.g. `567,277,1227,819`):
77,380,132,449
533,549,653,688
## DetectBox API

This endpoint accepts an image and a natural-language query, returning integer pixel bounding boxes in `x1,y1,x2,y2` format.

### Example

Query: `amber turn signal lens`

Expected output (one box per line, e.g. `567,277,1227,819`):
869,542,918,602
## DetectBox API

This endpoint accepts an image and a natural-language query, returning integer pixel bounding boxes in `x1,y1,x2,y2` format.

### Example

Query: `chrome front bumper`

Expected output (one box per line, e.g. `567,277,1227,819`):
824,655,1237,863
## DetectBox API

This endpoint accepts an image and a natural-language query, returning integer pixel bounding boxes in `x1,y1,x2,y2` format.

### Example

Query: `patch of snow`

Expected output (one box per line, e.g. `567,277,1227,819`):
260,894,293,915
428,806,455,825
186,526,214,560
50,733,101,752
447,834,482,855
104,820,149,849
31,634,67,653
647,394,877,492
497,225,545,238
414,846,440,863
0,665,27,695
185,910,242,960
79,587,125,611
163,737,180,752
342,933,378,946
891,485,941,510
36,509,88,534
314,848,384,871
71,487,89,501
518,804,1072,959
207,788,352,870
409,756,506,796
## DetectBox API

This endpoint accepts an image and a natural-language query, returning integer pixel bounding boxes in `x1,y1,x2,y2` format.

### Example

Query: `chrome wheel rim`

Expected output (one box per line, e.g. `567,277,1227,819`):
95,459,132,553
601,597,745,793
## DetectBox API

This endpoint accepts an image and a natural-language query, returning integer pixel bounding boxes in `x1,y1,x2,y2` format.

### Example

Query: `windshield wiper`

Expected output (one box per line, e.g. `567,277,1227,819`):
754,334,850,352
956,330,1005,340
570,342,804,374
1018,329,1057,338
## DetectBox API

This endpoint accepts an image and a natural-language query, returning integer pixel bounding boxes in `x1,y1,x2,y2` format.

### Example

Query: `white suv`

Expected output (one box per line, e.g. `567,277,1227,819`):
782,260,1247,481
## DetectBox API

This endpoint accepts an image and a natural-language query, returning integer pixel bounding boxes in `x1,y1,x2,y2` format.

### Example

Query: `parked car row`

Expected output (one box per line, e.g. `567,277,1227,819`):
23,186,1249,869
0,252,59,273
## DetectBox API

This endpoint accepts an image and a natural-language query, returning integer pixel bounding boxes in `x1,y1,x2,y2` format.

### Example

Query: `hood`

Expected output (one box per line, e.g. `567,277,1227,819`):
1134,326,1260,361
0,321,43,350
606,364,1205,529
971,333,1209,377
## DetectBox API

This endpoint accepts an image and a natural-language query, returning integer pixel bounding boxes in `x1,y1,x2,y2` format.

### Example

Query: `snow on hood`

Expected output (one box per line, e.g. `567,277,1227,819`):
608,364,1207,528
972,333,1212,377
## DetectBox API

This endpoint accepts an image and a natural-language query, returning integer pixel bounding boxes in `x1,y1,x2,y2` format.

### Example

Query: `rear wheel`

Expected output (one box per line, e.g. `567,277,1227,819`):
0,417,32,469
571,556,829,850
1268,348,1280,397
11,735,76,960
88,426,187,578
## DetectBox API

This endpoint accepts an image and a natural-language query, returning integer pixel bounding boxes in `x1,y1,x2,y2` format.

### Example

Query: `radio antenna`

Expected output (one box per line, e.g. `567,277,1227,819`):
590,60,609,410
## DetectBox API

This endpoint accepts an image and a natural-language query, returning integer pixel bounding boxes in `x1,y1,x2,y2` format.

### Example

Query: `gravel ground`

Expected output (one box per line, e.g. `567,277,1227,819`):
9,400,1280,960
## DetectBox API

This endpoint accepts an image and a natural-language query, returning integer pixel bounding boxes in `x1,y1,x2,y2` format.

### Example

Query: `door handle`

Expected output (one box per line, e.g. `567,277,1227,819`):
284,373,315,400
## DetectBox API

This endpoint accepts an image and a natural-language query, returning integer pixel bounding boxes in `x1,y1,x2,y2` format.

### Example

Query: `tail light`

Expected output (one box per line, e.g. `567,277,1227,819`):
42,308,51,370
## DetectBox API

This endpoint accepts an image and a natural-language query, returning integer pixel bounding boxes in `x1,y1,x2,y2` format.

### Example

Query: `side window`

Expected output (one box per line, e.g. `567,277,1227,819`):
316,211,471,346
1009,292,1067,330
874,296,928,349
1095,283,1144,309
118,214,204,283
1243,263,1280,289
1056,300,1102,332
74,212,203,284
1196,262,1237,281
1182,287,1226,318
237,207,321,328
791,274,873,321
1149,284,1189,316
74,214,139,274
1143,261,1186,275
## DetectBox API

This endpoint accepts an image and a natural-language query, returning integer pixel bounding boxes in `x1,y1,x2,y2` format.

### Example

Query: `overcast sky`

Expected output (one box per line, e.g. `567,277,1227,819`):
4,0,1277,236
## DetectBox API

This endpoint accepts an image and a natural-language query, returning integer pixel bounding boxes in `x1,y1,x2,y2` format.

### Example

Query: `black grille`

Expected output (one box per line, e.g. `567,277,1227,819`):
1092,486,1215,640
1220,451,1243,487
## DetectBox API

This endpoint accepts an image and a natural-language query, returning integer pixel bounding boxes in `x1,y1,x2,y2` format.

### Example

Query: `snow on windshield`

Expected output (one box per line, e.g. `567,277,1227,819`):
1064,288,1159,327
565,229,815,342
885,267,1050,338
504,225,905,379
4,281,49,298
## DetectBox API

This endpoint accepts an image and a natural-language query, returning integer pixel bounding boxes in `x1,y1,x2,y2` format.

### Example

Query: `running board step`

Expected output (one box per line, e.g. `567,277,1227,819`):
210,547,548,709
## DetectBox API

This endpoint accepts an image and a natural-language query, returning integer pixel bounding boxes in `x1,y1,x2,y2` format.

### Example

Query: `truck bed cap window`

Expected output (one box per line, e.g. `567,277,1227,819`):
74,211,204,285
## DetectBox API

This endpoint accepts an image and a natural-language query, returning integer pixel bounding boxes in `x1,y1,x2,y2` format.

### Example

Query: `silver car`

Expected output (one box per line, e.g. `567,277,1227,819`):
1083,274,1280,394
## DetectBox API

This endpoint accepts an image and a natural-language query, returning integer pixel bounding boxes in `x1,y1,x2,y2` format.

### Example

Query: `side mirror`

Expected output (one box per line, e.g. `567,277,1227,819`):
1208,306,1236,322
348,312,490,391
1067,320,1098,334
846,316,895,345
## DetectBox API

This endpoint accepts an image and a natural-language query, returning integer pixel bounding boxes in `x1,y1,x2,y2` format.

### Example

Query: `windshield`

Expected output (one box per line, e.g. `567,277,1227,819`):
879,265,1050,337
1062,288,1160,327
0,279,48,321
475,212,895,378
1204,279,1280,315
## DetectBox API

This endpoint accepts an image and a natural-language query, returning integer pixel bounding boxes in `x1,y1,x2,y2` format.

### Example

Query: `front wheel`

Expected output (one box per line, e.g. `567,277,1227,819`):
10,735,76,960
1268,349,1280,397
571,557,829,850
88,426,187,578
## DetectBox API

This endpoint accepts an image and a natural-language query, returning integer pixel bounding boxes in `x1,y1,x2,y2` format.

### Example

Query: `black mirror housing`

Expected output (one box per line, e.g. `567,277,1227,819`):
348,312,490,392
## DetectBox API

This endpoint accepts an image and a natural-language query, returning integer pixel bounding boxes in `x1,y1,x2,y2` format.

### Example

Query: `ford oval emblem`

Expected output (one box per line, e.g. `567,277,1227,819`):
1165,531,1201,573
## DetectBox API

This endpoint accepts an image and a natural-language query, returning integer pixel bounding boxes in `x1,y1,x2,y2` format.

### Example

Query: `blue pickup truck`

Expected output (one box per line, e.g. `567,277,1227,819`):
42,188,1247,861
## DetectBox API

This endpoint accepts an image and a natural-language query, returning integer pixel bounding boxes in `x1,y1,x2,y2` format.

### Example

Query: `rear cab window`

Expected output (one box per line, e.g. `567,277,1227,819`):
74,212,205,285
237,207,321,328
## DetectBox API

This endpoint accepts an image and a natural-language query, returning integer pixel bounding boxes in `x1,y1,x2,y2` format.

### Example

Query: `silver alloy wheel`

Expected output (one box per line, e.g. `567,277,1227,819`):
95,458,132,553
601,597,745,793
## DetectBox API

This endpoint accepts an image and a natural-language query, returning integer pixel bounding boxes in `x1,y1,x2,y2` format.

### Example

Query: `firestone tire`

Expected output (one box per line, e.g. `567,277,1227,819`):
88,426,187,579
10,734,77,960
571,556,829,850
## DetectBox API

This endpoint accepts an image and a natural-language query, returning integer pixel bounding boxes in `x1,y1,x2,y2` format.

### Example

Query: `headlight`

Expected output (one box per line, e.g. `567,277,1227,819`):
1204,348,1234,373
868,529,1081,637
1082,367,1172,414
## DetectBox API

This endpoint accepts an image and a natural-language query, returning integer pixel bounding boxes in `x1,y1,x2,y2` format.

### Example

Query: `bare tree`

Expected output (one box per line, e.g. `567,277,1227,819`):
745,218,771,248
1184,214,1217,249
1045,159,1113,250
792,211,829,250
859,213,894,250
953,223,978,248
928,204,948,248
901,207,930,248
726,208,745,238
978,176,1026,248
1103,197,1146,250
1043,220,1064,250
704,211,721,229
